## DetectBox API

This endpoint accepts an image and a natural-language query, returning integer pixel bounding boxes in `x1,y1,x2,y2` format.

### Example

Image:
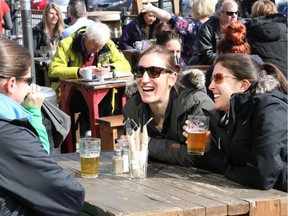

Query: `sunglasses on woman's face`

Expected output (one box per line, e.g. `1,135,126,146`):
222,11,238,16
211,73,237,84
132,66,173,78
0,74,34,86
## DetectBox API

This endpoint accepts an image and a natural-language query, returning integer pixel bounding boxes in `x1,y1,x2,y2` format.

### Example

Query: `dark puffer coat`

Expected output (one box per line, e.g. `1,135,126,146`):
246,14,287,78
202,75,287,192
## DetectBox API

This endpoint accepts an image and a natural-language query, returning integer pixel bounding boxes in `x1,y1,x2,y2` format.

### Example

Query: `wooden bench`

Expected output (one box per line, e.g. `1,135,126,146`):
96,115,124,150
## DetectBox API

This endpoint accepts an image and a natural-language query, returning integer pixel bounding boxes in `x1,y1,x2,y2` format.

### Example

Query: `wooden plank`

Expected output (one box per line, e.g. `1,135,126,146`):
55,153,287,216
248,198,280,216
280,196,288,216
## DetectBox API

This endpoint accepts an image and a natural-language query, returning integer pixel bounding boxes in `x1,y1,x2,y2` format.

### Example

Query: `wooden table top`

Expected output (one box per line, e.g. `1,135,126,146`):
55,152,288,216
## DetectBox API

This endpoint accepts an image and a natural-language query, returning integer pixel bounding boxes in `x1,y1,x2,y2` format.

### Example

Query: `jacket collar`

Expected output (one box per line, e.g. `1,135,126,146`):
0,94,32,121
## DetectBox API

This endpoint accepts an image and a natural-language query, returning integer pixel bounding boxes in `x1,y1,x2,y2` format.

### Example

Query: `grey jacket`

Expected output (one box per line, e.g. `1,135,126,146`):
123,70,214,166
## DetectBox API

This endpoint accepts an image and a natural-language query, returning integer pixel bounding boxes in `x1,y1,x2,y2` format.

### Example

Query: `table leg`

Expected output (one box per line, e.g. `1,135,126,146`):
60,84,75,153
81,89,109,138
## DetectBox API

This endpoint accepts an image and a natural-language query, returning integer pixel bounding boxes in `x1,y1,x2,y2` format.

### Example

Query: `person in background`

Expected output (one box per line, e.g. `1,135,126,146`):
184,53,287,192
245,0,287,78
205,20,263,99
0,36,85,215
33,3,65,57
141,0,215,65
49,22,130,135
155,29,188,71
118,10,161,50
62,0,96,39
0,0,12,33
197,0,239,65
123,45,214,166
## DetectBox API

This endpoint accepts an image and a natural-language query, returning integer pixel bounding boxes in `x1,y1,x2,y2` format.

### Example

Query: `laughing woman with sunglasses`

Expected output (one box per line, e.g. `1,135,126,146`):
185,53,288,191
123,45,214,166
0,36,85,215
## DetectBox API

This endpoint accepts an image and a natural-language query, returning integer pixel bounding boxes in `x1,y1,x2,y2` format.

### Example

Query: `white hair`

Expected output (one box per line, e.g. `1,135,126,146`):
85,22,111,45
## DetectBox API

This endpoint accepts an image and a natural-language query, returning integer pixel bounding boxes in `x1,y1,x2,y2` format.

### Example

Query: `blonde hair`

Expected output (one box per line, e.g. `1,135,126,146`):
42,3,65,37
190,0,215,20
250,0,278,18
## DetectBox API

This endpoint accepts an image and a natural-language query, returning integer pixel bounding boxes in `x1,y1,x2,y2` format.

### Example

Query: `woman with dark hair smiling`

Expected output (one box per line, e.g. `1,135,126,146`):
184,53,288,192
123,45,214,166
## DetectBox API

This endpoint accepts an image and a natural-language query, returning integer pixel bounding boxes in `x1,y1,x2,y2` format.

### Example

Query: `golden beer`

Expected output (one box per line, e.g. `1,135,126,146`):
187,128,207,155
80,155,99,178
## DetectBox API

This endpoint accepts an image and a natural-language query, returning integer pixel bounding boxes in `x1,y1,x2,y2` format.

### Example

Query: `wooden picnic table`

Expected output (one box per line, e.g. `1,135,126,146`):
55,152,288,216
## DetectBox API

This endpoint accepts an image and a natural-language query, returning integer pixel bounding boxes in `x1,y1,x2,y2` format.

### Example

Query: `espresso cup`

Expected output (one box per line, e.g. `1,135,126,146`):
82,68,93,80
133,41,143,52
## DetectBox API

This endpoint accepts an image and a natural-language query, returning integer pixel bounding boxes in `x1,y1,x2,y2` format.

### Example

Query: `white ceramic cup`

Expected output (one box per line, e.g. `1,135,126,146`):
133,41,143,52
82,68,93,80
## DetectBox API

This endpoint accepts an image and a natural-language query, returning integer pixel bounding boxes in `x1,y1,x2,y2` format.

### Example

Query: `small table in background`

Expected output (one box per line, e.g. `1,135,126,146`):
59,77,133,153
122,49,142,68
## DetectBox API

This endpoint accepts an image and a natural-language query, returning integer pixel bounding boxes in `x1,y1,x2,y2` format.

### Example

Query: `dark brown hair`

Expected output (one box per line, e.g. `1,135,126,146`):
0,36,32,78
215,53,287,94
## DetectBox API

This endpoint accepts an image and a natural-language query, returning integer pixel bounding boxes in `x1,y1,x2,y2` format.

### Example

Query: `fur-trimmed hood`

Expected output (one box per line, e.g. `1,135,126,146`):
125,69,207,97
255,74,280,94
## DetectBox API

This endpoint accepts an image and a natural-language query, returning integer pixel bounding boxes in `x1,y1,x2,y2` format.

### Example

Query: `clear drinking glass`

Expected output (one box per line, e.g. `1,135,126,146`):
40,46,48,61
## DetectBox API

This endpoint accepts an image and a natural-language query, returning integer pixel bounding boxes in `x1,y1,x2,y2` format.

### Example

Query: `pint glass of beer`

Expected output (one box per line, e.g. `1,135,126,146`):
187,115,209,155
79,138,101,178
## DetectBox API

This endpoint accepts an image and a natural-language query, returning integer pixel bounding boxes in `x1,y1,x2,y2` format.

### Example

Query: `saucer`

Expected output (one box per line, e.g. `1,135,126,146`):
82,78,98,82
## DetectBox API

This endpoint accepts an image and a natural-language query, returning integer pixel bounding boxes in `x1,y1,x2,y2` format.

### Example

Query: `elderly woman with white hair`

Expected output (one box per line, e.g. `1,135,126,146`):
49,22,131,135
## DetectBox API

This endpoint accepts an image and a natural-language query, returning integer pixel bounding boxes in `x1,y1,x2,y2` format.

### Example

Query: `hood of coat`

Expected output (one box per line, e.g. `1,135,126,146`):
246,14,287,42
125,69,206,97
255,74,281,94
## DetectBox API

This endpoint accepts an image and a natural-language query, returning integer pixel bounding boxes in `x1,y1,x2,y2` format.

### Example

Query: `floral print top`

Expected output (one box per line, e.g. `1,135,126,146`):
168,15,203,64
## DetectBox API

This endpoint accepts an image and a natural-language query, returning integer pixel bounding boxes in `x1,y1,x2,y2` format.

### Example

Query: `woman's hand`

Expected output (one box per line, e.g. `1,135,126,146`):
21,84,45,108
93,66,110,75
182,120,212,153
141,2,155,13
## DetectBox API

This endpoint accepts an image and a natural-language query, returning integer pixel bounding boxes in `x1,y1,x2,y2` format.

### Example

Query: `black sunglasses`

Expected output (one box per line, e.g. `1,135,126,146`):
222,11,238,16
132,66,173,78
211,73,237,84
0,74,34,86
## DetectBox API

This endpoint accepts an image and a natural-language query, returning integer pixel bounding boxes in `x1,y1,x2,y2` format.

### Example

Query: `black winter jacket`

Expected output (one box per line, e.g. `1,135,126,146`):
123,70,214,166
0,118,85,215
203,75,288,192
245,14,287,78
196,16,221,65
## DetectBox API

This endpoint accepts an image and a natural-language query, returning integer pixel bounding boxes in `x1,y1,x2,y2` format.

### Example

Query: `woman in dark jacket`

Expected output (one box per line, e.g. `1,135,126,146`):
245,0,287,78
186,53,287,192
0,35,85,215
123,45,214,166
118,11,161,50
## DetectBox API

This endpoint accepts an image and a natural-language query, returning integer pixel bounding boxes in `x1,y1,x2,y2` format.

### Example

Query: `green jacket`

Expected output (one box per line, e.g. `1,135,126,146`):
48,27,131,96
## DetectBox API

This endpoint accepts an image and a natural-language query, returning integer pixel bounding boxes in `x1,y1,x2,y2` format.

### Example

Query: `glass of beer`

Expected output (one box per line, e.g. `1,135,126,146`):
187,115,209,155
79,138,101,178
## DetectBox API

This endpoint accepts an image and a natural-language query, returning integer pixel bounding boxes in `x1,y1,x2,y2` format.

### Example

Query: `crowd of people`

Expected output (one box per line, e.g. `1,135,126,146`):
0,0,287,214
